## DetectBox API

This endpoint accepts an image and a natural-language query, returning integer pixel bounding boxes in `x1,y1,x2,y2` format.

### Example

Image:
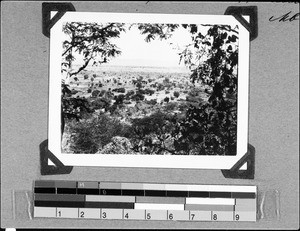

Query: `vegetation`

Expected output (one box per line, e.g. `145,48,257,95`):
61,22,239,156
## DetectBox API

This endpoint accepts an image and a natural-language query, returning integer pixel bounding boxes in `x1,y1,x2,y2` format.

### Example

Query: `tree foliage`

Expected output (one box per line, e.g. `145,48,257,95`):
62,22,125,76
61,22,125,132
138,23,239,155
61,21,239,156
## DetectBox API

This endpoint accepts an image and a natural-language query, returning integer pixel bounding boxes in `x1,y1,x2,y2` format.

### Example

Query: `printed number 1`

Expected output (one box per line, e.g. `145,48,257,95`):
58,210,61,217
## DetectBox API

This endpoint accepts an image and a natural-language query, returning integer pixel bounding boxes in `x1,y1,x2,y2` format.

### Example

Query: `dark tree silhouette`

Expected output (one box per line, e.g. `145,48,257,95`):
138,23,239,155
61,22,125,133
62,22,240,156
62,22,125,77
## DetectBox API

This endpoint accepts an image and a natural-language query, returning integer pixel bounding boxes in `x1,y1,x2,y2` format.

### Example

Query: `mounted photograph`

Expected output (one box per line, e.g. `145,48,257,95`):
48,12,250,169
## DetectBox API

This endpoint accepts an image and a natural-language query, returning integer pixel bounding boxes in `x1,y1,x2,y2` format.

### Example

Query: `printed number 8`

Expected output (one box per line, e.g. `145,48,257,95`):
213,214,217,220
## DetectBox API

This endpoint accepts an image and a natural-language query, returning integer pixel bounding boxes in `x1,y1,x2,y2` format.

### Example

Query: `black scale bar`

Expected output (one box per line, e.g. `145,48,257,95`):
35,201,134,209
77,188,100,195
34,187,256,198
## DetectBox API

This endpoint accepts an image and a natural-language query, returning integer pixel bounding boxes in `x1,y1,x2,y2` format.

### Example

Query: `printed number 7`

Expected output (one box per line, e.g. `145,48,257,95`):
190,213,195,220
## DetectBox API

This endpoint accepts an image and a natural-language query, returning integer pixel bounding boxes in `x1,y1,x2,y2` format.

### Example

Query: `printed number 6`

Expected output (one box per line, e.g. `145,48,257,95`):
146,213,151,220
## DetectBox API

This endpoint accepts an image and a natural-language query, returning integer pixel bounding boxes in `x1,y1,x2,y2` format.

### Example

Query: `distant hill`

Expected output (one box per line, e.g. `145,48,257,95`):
73,64,191,74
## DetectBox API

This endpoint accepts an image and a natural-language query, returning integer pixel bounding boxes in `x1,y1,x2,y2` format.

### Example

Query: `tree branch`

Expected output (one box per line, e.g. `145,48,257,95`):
70,56,93,77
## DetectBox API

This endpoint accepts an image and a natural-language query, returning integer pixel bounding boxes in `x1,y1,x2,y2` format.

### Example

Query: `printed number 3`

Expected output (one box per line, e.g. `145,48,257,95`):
102,212,107,219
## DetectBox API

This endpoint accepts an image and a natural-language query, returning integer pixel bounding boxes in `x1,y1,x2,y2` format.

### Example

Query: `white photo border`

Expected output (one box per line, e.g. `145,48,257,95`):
48,12,250,169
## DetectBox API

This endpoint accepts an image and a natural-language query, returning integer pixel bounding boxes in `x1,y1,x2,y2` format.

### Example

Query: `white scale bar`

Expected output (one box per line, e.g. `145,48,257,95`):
186,198,235,205
135,203,184,210
139,184,256,192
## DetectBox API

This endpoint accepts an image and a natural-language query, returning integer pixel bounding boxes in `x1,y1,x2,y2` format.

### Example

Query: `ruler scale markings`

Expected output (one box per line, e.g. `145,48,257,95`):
33,181,256,221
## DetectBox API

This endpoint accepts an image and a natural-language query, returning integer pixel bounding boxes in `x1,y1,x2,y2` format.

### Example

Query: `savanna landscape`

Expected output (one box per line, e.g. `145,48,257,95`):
61,22,239,156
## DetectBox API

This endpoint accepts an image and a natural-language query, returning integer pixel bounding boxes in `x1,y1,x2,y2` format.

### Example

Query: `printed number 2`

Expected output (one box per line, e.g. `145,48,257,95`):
80,211,84,218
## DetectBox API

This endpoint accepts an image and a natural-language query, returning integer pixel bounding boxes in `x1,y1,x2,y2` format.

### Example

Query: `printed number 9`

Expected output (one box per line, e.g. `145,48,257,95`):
235,214,240,221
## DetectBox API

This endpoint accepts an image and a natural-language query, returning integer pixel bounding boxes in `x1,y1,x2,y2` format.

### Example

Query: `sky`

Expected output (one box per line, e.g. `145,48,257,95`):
106,26,191,67
72,25,195,68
